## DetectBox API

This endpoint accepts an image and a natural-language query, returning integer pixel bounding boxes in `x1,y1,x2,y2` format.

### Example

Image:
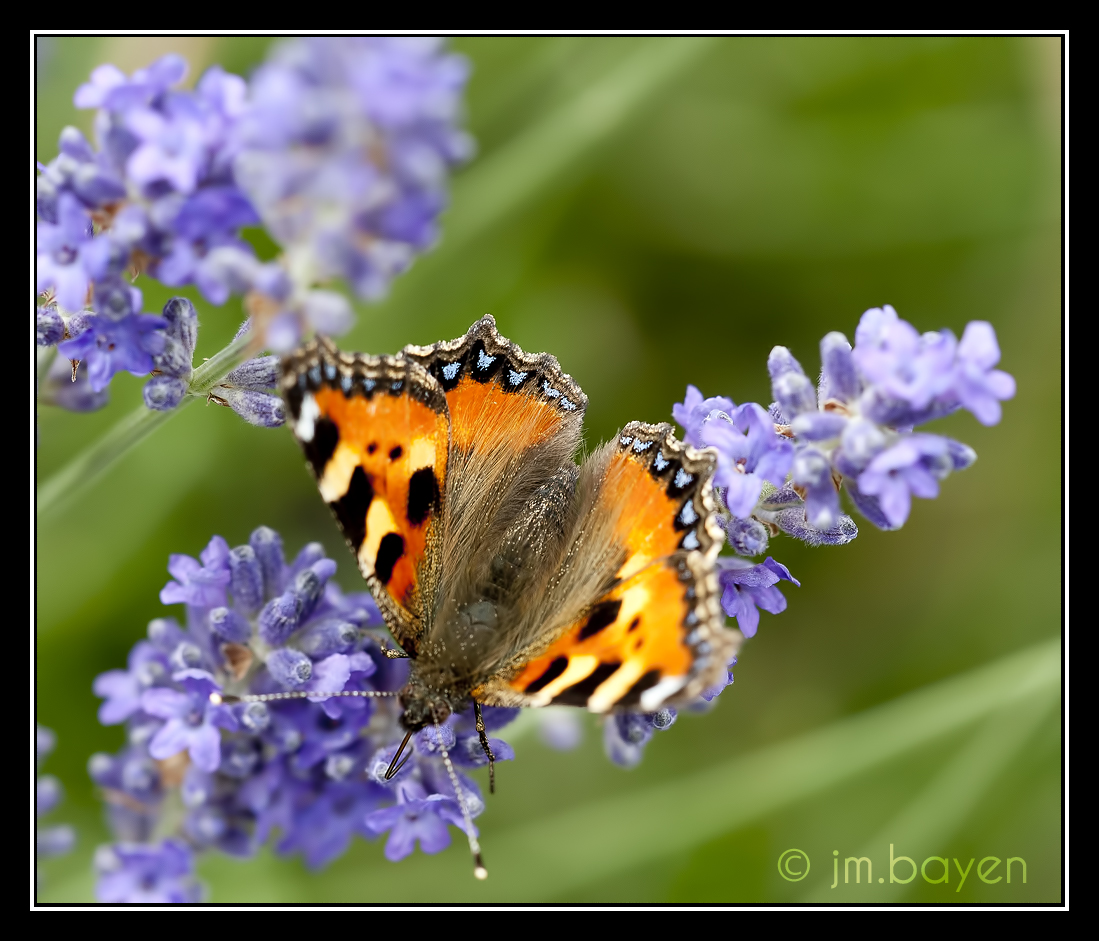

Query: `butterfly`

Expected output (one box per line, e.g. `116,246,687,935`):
279,315,743,795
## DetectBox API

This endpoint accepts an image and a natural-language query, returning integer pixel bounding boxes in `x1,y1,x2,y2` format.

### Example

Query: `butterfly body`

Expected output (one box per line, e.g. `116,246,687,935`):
281,316,742,732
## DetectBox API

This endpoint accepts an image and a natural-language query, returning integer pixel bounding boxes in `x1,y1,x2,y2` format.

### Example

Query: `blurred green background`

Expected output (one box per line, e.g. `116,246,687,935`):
35,36,1062,903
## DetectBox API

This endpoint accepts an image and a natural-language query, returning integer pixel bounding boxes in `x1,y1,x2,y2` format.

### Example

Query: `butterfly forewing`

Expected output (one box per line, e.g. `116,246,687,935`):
281,337,449,653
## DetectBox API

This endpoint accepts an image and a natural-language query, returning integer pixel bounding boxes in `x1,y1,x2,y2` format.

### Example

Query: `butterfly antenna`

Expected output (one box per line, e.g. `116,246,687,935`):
211,690,398,704
473,702,497,795
385,730,414,781
435,718,488,880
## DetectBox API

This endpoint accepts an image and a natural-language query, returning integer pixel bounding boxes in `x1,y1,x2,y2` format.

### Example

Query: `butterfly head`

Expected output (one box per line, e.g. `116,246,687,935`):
398,676,458,731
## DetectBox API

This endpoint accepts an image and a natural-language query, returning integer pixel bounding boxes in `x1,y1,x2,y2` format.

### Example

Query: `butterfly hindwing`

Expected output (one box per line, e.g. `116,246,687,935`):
281,337,449,653
475,421,739,712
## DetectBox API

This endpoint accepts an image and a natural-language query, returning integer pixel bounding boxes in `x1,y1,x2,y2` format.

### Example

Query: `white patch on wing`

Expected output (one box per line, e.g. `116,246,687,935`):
639,675,687,712
360,499,399,568
587,660,647,713
295,393,320,442
409,437,435,470
529,655,600,707
616,552,651,581
318,442,361,502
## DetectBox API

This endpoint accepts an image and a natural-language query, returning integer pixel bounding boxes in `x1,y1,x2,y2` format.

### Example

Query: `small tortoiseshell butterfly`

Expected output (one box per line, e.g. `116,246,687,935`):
280,315,743,803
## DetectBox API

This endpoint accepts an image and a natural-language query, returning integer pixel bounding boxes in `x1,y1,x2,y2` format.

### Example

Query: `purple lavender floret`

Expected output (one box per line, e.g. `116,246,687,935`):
671,384,737,448
56,307,168,393
94,839,204,903
674,387,793,520
716,557,800,639
93,641,170,725
852,306,957,421
141,670,239,772
160,535,232,608
952,321,1017,426
362,779,475,862
856,433,959,528
36,192,110,311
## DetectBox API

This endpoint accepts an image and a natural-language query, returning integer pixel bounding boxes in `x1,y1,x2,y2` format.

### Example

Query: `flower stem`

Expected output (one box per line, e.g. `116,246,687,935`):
36,332,254,519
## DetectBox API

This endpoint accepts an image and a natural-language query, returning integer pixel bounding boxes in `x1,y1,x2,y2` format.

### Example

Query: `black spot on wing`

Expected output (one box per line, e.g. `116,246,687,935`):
406,467,440,526
375,533,405,584
616,669,661,708
304,417,339,477
578,600,622,641
329,466,373,551
283,380,302,418
524,656,568,694
552,662,622,706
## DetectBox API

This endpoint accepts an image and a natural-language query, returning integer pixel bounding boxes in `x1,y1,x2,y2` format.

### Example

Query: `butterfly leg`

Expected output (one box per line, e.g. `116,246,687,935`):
474,702,497,794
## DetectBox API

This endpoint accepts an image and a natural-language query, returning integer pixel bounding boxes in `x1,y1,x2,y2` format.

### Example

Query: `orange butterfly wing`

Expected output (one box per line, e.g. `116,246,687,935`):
281,338,449,652
402,314,587,455
478,421,740,712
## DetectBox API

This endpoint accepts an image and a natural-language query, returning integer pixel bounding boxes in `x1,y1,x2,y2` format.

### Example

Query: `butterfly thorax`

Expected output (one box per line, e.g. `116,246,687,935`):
398,673,466,730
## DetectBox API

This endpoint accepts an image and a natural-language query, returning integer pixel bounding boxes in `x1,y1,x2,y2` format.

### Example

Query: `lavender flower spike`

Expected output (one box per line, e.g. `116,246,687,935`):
92,525,515,876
